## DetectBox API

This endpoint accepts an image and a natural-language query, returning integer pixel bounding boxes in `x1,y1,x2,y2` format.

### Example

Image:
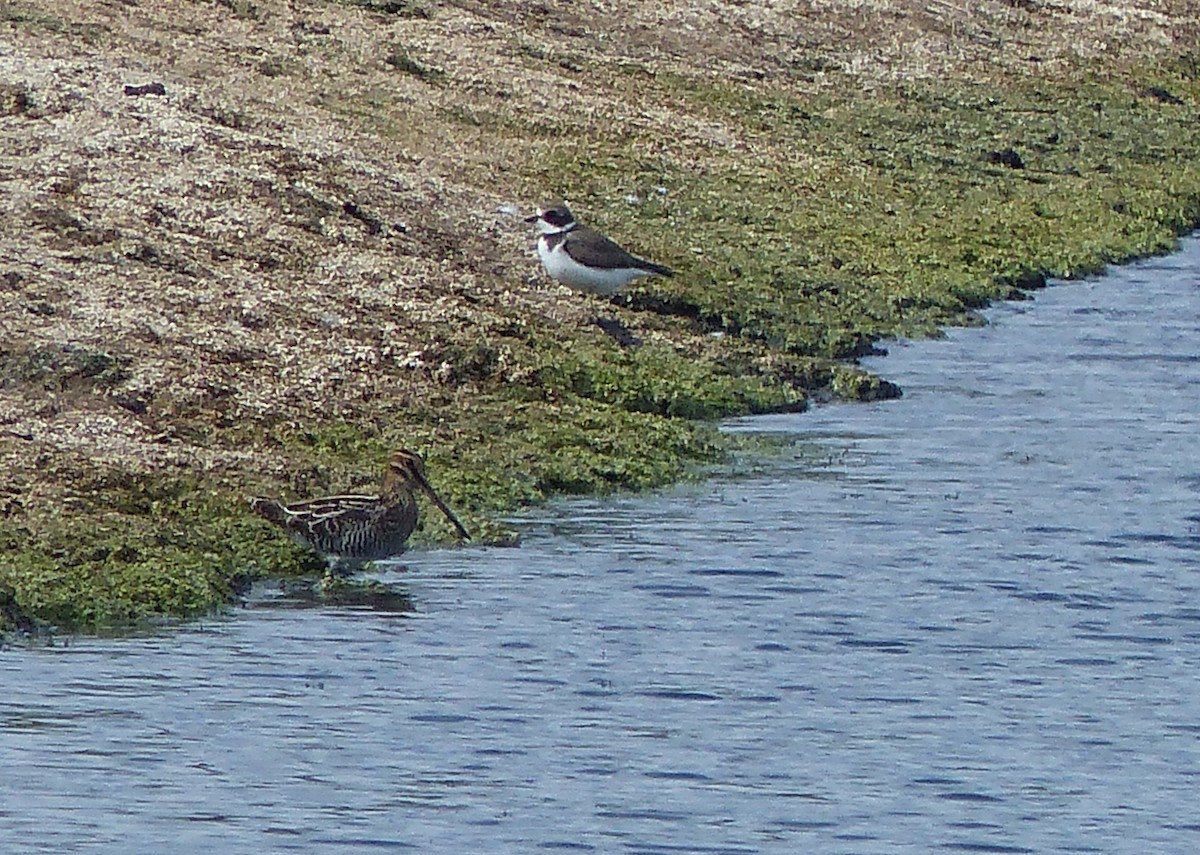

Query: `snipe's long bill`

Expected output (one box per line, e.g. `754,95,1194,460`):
249,449,470,573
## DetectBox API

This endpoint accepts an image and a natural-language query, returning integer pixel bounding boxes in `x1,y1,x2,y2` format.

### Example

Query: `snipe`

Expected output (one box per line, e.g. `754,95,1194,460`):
250,449,470,573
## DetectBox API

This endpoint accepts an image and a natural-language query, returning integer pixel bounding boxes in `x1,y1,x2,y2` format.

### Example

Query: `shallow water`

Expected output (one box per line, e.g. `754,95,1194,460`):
4,240,1200,854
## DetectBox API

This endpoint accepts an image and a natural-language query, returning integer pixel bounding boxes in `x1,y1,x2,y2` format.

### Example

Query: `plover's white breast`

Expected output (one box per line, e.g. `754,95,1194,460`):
538,239,649,295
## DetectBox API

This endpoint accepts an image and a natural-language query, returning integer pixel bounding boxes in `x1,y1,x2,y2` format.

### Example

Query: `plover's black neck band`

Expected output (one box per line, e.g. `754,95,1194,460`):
542,231,569,251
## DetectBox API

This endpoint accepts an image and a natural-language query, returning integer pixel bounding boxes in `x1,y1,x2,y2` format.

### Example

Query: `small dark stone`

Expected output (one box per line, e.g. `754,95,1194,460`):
292,20,332,36
355,0,431,17
114,395,149,415
1005,269,1048,291
1141,86,1184,106
123,82,167,97
343,201,384,235
985,148,1025,169
129,243,159,263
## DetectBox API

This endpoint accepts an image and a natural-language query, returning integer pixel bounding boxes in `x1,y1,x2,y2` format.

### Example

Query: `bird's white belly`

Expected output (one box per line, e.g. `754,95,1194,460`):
539,242,648,296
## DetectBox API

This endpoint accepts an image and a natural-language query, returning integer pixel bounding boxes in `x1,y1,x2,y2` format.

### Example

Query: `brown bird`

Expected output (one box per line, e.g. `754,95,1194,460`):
249,449,470,573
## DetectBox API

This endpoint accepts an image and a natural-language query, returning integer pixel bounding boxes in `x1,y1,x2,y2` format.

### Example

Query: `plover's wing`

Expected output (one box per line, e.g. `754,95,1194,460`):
564,227,650,270
566,227,673,276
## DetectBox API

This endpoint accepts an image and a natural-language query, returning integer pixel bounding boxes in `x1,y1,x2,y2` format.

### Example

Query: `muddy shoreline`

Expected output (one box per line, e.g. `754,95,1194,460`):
2,1,1199,632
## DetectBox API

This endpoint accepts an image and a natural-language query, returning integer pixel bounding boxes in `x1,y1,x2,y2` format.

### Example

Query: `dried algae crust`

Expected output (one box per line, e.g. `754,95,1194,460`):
2,0,1199,630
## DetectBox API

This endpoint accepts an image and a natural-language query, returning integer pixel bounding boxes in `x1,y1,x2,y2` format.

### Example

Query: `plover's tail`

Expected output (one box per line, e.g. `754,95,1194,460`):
637,259,674,278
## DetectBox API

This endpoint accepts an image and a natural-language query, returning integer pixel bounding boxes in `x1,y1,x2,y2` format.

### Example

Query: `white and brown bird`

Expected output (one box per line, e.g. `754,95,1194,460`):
526,202,673,295
249,449,470,574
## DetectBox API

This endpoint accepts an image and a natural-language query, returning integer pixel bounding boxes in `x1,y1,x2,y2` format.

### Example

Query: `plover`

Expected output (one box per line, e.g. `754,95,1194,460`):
526,202,673,295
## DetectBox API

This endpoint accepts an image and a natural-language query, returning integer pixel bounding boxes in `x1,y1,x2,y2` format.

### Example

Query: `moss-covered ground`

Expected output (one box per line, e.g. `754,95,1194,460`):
2,1,1199,634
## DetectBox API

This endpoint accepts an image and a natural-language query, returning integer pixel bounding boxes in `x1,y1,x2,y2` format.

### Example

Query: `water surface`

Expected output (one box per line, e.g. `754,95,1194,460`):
3,241,1200,853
